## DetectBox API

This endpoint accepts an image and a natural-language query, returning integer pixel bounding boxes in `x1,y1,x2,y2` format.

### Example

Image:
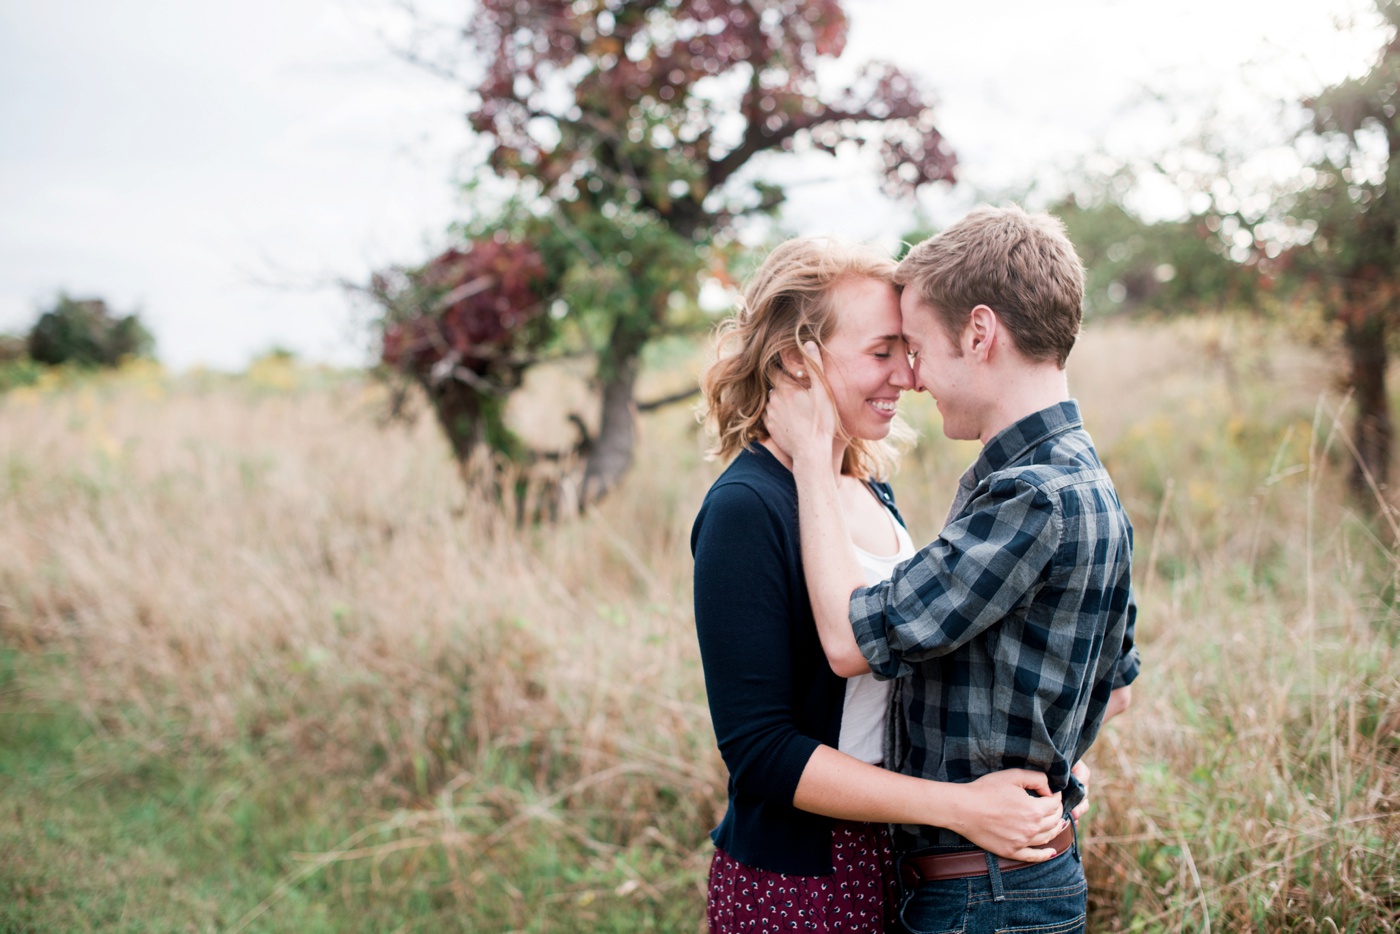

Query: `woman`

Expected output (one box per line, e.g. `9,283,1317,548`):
692,238,1068,932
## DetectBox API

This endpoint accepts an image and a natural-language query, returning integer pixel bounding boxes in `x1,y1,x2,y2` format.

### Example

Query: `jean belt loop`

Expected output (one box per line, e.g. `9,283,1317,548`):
894,851,911,901
983,849,1006,902
895,851,920,924
1068,810,1081,863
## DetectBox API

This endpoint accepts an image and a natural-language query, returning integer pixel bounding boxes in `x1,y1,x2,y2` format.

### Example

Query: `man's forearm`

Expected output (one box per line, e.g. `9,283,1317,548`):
789,455,872,677
1103,684,1132,722
793,746,1066,862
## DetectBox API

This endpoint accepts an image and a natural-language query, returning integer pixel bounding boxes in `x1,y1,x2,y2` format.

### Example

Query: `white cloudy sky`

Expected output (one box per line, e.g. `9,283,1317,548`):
0,0,1382,369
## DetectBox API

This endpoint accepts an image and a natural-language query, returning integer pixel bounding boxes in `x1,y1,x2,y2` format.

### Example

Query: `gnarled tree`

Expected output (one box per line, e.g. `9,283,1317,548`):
374,0,957,510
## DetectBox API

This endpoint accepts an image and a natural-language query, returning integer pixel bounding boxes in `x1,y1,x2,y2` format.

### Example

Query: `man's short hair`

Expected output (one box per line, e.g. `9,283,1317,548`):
895,205,1084,368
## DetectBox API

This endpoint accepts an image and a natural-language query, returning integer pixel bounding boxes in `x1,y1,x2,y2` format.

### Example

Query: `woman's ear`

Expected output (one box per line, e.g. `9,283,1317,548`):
777,346,810,381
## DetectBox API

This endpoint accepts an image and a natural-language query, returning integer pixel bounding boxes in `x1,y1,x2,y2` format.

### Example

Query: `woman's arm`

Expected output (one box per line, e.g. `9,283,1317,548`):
793,747,1066,862
762,383,872,677
693,481,824,802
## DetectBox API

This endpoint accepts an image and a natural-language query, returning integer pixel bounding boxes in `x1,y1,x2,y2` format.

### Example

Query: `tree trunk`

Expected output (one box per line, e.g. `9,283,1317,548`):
427,380,488,463
580,324,643,507
1345,313,1392,495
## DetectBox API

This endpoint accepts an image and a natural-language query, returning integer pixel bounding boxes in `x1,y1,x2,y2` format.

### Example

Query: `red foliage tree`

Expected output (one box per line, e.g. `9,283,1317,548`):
376,239,550,461
381,242,547,378
378,0,957,509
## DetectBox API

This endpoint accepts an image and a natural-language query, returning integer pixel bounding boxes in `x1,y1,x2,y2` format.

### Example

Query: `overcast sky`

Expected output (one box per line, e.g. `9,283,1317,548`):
0,0,1382,369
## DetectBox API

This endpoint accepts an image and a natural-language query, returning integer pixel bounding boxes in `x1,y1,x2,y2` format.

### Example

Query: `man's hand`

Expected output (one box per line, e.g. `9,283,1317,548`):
945,770,1066,863
1070,759,1091,822
764,341,838,469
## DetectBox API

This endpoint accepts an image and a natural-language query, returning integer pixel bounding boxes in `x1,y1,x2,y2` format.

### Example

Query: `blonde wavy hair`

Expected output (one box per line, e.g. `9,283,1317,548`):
700,237,911,481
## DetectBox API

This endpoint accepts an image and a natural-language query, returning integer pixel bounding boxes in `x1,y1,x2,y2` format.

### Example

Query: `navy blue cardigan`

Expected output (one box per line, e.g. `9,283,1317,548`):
691,445,903,876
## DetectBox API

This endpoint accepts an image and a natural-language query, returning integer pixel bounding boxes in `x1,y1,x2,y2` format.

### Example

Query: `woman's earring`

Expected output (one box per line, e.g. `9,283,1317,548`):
795,369,805,379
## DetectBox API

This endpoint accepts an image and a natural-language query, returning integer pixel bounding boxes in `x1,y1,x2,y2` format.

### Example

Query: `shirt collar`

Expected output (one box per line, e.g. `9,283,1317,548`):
965,400,1083,487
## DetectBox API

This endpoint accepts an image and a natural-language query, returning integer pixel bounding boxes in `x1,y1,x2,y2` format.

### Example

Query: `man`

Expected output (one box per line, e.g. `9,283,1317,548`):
765,205,1139,933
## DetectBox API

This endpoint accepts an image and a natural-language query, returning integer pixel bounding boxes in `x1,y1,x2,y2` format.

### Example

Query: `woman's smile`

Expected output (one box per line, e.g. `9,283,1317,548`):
868,397,899,417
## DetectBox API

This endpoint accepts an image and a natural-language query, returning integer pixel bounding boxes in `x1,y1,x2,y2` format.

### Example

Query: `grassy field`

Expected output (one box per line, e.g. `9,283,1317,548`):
0,319,1396,932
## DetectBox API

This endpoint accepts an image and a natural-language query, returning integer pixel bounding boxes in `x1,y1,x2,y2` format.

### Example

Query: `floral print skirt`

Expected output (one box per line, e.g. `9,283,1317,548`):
706,820,898,932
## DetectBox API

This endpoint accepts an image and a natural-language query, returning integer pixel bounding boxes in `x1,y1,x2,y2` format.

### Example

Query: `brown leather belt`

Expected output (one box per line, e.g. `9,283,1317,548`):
899,824,1075,887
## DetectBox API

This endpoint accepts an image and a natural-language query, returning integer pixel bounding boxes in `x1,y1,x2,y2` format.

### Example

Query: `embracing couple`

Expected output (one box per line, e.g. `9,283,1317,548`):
692,205,1140,933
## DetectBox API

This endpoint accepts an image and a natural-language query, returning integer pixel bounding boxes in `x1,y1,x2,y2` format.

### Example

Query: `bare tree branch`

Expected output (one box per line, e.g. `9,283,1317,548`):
637,385,701,412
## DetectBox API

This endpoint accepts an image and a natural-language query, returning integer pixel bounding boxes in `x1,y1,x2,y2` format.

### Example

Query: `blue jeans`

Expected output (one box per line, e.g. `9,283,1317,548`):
894,847,1087,934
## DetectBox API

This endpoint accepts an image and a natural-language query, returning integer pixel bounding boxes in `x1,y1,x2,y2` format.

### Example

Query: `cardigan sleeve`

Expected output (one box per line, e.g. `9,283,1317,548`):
693,481,821,806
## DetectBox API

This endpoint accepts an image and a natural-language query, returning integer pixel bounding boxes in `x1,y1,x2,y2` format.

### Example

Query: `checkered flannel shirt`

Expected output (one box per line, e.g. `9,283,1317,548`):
851,401,1141,851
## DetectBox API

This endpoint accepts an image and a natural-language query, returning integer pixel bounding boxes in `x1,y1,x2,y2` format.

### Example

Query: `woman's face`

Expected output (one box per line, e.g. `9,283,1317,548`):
817,276,913,442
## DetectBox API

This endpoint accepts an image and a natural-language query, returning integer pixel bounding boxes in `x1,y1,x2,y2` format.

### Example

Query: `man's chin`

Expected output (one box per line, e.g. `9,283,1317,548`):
939,422,974,442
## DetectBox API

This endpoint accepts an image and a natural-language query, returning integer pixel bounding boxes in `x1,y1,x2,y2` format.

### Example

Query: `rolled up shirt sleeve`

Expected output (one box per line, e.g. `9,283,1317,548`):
1112,588,1141,688
850,476,1060,680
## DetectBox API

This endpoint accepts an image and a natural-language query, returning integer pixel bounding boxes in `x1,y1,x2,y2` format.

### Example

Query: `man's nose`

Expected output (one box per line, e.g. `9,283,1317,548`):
908,359,925,394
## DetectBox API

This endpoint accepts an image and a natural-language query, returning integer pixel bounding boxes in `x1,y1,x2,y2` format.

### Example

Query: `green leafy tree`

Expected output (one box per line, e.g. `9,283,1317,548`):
1288,1,1400,492
1165,2,1400,494
372,0,956,509
1053,186,1266,320
26,295,155,368
1049,3,1399,495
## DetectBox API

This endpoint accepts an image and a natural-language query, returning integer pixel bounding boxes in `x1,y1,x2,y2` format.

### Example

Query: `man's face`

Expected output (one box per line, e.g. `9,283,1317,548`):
900,290,978,441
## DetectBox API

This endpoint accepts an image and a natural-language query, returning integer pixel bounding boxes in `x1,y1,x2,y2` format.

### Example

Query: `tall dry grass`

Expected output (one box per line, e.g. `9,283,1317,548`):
0,319,1396,930
1069,319,1400,931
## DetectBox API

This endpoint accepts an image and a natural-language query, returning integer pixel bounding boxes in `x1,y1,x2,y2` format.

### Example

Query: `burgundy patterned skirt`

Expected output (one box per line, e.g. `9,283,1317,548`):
706,820,899,932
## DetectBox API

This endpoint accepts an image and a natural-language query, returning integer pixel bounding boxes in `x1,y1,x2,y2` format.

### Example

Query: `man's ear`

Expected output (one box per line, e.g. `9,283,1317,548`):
966,305,998,360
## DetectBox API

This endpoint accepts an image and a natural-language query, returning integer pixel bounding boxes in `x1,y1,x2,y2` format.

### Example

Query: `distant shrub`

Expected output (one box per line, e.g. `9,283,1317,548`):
0,334,40,391
26,295,155,367
250,346,297,365
0,333,25,364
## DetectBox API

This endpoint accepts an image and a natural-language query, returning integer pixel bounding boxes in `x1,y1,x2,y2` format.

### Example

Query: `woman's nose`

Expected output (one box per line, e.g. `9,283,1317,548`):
892,355,914,389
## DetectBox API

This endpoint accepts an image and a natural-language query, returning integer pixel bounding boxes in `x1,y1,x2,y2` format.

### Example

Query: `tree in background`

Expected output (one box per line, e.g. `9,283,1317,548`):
376,237,555,464
1288,0,1400,493
1055,1,1399,496
26,294,155,368
371,0,955,509
1053,184,1266,320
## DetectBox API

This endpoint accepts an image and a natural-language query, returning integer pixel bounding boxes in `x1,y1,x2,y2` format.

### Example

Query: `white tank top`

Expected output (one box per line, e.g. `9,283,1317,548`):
837,498,916,765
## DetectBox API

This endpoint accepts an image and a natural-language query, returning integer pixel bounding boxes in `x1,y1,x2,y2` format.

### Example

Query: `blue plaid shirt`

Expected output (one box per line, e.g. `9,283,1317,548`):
851,401,1140,851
